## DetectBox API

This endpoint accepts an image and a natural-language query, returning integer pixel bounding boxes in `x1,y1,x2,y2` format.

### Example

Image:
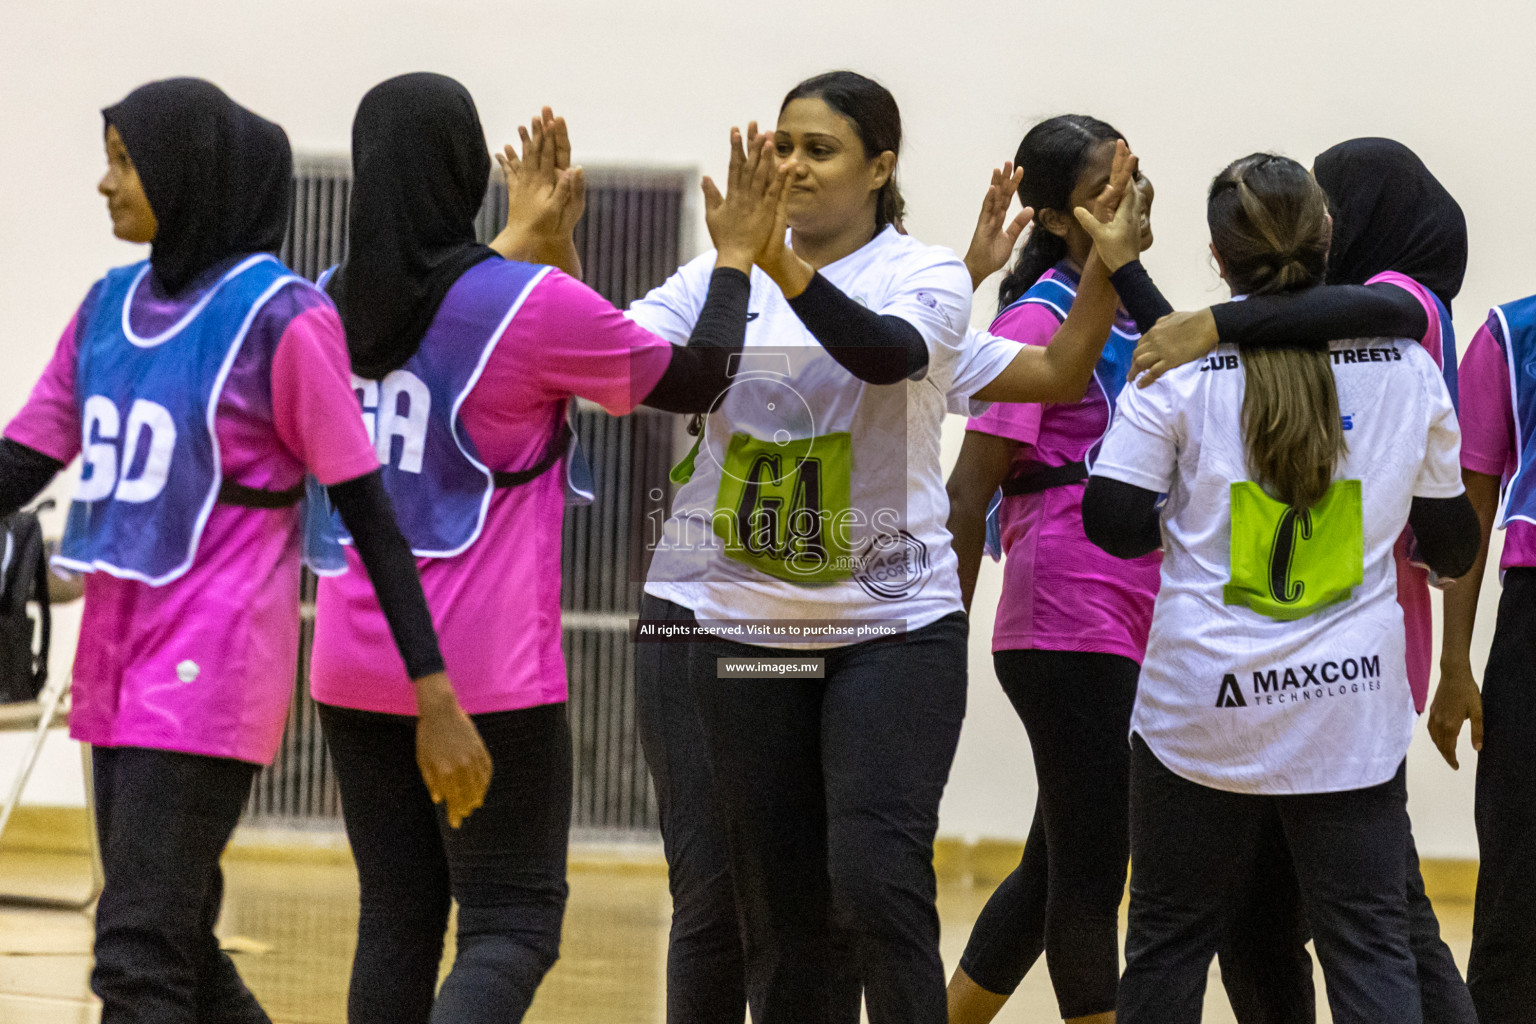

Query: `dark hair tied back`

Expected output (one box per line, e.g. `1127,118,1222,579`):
1207,153,1329,297
996,114,1125,312
1208,153,1344,510
781,71,905,232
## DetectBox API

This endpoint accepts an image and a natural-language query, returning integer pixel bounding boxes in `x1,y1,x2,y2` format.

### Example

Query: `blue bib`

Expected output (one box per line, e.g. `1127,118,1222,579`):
1493,296,1536,530
307,258,589,567
1430,291,1458,412
57,255,300,585
984,265,1139,559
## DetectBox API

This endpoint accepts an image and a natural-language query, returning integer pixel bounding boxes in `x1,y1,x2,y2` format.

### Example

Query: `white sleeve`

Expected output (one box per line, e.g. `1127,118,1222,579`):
625,251,716,344
1414,364,1467,499
945,327,1025,416
1092,376,1181,493
875,247,973,370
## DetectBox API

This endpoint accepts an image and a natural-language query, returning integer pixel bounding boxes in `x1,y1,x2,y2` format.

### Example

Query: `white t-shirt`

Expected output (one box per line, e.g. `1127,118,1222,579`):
1093,338,1464,794
629,226,1017,647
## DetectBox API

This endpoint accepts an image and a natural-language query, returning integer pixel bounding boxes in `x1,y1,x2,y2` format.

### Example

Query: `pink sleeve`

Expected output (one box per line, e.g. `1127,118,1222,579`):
1457,317,1516,478
963,301,1065,445
1365,271,1442,365
510,270,673,416
4,309,85,464
270,302,381,485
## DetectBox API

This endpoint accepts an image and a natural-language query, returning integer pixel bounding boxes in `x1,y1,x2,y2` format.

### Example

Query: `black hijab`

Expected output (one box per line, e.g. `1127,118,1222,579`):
103,78,292,296
1312,138,1468,314
329,73,497,379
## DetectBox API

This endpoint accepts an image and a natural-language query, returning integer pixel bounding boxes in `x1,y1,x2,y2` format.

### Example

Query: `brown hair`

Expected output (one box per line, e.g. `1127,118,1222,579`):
1208,154,1344,509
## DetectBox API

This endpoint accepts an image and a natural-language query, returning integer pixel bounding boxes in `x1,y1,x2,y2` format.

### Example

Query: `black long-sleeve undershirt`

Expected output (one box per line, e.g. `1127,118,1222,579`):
0,440,64,522
1407,493,1481,580
1082,473,1482,583
1082,476,1163,560
327,470,445,681
1109,261,1175,334
786,271,929,385
1212,282,1429,350
641,267,752,414
1108,261,1431,352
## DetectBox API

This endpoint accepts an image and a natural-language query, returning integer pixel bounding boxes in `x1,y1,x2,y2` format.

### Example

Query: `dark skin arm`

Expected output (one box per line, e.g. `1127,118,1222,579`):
1429,469,1501,768
944,430,1018,613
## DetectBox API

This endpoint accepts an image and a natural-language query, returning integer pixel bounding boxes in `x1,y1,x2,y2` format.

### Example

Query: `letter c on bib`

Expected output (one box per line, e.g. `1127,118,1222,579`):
1268,506,1313,605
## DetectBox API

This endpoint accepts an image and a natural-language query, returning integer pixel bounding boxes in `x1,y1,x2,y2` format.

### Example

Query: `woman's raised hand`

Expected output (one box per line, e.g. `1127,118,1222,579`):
491,109,584,252
1073,141,1142,273
704,123,788,275
963,163,1034,291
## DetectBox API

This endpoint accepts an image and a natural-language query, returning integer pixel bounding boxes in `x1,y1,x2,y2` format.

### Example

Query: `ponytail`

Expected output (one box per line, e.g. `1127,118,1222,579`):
1208,153,1344,509
1241,348,1345,509
995,114,1124,312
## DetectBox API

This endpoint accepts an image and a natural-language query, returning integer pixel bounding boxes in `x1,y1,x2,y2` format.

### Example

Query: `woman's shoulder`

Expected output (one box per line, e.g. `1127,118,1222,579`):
872,227,966,273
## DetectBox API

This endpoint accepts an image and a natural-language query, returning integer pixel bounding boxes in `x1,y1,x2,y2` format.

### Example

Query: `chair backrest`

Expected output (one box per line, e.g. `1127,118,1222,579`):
0,506,51,704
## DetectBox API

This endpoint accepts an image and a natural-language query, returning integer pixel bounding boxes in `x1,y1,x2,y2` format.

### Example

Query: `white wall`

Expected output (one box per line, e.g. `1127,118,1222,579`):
3,0,1528,857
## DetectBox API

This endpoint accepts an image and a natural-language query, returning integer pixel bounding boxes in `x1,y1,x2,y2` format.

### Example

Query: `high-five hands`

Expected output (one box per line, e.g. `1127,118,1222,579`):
490,107,585,278
964,162,1034,291
705,123,790,275
1073,144,1143,275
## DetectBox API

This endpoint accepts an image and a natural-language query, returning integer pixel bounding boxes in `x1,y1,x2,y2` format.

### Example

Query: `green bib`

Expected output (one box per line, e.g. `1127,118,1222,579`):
712,431,853,583
1225,480,1364,621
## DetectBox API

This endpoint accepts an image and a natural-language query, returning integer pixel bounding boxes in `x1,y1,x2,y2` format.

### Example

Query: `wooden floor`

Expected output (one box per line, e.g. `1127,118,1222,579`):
0,847,1475,1023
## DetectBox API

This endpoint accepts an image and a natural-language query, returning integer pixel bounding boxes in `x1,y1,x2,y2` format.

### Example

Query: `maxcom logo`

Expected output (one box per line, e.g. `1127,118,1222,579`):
1215,673,1247,708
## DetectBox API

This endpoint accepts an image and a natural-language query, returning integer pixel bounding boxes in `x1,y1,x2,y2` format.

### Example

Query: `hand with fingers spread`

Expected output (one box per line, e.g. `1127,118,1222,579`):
704,123,790,276
963,162,1034,291
412,672,493,828
1128,309,1220,387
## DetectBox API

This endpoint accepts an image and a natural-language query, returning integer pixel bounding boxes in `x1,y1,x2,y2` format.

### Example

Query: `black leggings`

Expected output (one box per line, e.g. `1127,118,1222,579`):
1470,565,1536,1023
91,746,268,1024
957,649,1138,1019
318,701,572,1024
689,611,969,1024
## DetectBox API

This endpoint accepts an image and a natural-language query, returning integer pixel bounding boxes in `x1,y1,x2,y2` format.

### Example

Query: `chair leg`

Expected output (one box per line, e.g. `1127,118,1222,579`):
0,679,99,911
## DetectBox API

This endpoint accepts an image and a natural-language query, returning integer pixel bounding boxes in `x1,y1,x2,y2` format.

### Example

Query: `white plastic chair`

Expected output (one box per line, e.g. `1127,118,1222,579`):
0,673,103,909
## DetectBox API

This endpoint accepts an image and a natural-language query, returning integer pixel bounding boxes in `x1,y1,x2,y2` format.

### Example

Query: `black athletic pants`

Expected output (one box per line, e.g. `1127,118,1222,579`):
90,745,269,1024
1119,737,1420,1024
318,701,571,1024
957,649,1138,1018
635,595,865,1024
1470,566,1536,1023
687,610,968,1024
1218,814,1476,1024
634,594,749,1024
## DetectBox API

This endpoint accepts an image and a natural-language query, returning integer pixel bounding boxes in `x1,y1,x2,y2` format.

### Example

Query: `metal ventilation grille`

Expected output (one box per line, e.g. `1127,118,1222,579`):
247,157,686,833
